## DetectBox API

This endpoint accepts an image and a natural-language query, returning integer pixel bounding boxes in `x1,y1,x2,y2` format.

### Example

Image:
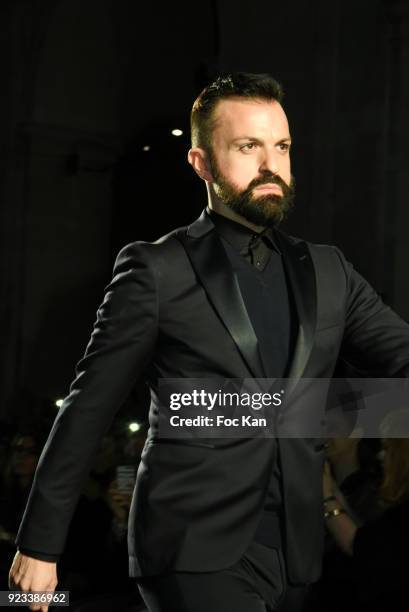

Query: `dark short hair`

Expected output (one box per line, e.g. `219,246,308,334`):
190,72,284,151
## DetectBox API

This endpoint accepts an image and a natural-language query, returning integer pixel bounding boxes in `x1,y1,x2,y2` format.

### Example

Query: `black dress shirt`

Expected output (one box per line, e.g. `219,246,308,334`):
208,208,297,379
209,208,298,548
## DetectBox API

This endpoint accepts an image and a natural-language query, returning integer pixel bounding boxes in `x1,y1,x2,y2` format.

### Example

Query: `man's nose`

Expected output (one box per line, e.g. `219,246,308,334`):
258,149,279,175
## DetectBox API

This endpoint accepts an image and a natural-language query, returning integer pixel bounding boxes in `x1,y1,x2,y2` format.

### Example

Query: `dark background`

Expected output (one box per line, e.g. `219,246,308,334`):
1,0,408,425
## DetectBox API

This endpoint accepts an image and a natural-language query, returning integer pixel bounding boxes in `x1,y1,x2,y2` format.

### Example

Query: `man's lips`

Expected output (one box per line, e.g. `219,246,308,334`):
254,183,283,194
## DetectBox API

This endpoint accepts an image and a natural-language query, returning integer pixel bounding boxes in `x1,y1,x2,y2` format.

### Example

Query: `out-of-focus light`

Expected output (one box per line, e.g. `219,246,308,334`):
55,399,64,408
171,129,183,137
129,422,140,433
143,145,151,151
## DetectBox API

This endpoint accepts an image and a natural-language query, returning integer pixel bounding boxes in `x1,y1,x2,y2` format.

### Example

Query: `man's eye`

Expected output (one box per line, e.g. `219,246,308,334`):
240,143,257,151
278,143,290,152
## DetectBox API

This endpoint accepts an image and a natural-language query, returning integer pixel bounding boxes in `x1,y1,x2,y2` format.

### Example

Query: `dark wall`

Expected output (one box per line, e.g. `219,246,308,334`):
0,0,408,418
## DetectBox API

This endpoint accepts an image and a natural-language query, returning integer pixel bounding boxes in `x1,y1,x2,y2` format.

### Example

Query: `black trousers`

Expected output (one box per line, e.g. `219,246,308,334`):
136,540,288,612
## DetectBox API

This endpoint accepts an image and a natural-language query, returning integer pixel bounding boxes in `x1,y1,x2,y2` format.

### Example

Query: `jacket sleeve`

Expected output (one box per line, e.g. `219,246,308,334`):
17,547,60,563
334,247,409,376
15,242,158,556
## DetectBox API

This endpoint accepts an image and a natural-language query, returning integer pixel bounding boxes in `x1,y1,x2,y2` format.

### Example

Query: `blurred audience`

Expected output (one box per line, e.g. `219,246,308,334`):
0,417,147,608
326,437,383,523
0,428,45,587
307,435,409,611
0,430,44,537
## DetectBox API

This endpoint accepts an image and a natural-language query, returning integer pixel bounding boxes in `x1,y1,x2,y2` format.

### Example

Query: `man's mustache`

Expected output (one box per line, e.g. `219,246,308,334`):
247,174,289,192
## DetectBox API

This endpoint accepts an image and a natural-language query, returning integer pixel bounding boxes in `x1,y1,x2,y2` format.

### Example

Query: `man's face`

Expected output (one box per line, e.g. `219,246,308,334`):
208,97,295,226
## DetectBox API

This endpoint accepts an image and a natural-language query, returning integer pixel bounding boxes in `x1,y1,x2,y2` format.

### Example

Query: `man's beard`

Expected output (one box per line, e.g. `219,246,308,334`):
209,156,295,228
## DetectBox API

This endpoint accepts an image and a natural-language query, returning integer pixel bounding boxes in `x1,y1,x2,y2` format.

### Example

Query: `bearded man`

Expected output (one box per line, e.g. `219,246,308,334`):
9,73,409,612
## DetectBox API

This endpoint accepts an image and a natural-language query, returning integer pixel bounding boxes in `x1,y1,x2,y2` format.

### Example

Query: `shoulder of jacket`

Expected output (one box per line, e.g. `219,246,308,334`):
114,225,191,271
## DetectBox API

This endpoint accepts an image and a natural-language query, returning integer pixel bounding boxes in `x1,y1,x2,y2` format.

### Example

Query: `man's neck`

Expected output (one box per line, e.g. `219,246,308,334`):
208,199,266,234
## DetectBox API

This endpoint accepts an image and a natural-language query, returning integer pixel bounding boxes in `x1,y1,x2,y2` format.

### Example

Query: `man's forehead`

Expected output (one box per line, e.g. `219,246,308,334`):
212,97,289,137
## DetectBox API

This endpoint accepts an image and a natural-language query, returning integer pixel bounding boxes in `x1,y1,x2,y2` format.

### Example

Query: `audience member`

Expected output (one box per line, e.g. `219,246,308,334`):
0,429,44,587
318,437,409,611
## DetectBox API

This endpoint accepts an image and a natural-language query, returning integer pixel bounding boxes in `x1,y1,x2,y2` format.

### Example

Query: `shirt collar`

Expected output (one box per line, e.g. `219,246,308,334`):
207,207,281,255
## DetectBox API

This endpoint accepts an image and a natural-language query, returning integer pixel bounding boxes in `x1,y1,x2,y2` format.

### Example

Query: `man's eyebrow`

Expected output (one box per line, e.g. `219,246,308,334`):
231,136,292,143
231,136,261,143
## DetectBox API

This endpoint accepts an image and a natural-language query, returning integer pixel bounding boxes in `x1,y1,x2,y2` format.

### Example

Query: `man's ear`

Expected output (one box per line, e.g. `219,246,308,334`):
187,147,214,182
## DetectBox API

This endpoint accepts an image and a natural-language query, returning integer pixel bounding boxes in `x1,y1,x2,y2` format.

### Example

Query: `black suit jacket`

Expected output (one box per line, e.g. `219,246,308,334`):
16,209,409,585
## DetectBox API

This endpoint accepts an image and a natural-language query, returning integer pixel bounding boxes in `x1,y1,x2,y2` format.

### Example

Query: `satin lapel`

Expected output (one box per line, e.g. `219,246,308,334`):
275,230,317,395
176,212,266,378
